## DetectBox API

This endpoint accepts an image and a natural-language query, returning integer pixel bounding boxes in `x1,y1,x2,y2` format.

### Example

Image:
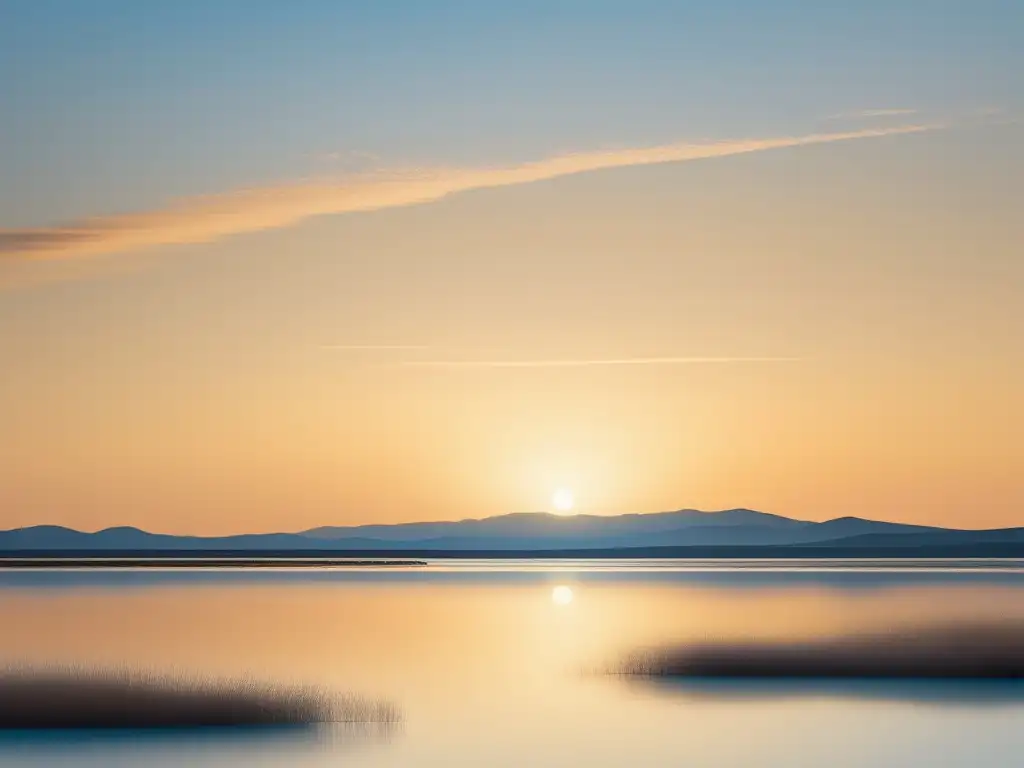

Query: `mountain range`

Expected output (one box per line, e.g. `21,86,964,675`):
2,508,1023,556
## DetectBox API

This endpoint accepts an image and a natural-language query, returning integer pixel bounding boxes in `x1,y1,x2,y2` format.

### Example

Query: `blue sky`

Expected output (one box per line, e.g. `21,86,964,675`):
4,0,1020,226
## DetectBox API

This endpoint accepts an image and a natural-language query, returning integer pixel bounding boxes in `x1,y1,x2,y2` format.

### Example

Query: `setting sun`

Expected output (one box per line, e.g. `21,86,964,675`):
551,488,575,514
551,585,574,605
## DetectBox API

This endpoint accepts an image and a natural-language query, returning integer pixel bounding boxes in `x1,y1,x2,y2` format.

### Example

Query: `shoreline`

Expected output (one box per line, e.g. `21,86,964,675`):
2,544,1024,562
0,558,428,569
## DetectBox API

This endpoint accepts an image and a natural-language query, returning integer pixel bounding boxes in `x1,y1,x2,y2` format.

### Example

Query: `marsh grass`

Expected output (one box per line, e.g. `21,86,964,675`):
614,622,1024,679
0,667,401,729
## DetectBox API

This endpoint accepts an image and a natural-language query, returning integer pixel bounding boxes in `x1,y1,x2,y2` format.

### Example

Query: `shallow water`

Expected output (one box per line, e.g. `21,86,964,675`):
1,559,1023,767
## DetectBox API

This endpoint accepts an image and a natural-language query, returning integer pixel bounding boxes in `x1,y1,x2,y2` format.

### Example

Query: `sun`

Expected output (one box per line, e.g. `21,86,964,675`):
551,488,575,514
551,585,574,605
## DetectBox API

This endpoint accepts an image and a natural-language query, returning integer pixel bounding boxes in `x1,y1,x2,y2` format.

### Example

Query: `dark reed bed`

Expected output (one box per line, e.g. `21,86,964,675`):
616,622,1024,680
0,667,401,729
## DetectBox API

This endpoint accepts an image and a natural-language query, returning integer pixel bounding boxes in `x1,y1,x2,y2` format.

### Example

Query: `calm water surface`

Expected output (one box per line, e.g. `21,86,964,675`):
1,559,1023,767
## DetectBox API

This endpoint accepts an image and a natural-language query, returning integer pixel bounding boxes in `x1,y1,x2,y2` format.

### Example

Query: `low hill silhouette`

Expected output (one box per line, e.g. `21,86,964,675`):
2,508,1022,558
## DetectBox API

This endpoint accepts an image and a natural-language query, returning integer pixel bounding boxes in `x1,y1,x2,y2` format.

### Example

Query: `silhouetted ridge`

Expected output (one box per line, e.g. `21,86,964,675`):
1,509,1017,554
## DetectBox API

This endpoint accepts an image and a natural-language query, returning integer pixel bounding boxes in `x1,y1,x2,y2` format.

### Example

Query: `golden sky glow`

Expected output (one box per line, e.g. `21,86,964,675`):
2,123,1020,534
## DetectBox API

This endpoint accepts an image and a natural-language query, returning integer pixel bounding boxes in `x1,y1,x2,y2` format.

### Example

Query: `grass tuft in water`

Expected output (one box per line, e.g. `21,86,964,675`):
0,666,401,729
615,622,1024,680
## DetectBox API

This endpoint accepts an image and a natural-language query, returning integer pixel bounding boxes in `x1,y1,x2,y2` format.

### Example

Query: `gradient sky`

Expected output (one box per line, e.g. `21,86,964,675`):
1,1,1022,533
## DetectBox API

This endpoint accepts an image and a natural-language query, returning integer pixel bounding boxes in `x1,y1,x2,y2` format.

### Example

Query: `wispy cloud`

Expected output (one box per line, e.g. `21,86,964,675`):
397,357,802,368
0,123,938,261
825,108,920,120
322,344,430,350
323,149,381,163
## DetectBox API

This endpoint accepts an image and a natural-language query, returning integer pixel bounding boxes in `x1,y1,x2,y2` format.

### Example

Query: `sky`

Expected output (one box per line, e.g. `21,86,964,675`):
1,0,1022,533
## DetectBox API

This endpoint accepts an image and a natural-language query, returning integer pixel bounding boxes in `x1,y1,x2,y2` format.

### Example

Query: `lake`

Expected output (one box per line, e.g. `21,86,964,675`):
2,559,1023,767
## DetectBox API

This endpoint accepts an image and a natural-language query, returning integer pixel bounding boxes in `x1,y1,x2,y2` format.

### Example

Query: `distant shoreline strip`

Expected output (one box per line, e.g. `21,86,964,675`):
0,558,427,569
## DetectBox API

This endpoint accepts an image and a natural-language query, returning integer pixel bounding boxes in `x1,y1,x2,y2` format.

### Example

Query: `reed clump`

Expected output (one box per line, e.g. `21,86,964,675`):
616,622,1024,679
0,667,401,729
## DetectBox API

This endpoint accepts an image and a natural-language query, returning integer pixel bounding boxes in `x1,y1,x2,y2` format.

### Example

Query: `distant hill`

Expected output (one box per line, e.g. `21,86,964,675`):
2,508,1020,557
0,525,316,551
294,509,961,550
302,508,802,542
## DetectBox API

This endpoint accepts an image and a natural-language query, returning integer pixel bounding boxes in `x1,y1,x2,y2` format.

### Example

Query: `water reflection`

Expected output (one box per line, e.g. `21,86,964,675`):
0,723,400,767
635,677,1024,707
0,561,1022,767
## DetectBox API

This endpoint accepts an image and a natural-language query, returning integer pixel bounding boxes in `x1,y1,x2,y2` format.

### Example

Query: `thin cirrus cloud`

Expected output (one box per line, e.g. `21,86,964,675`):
0,123,938,261
395,356,802,368
322,344,430,350
826,108,920,120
